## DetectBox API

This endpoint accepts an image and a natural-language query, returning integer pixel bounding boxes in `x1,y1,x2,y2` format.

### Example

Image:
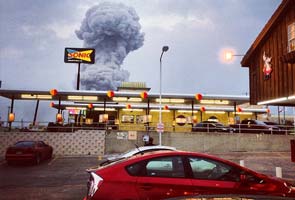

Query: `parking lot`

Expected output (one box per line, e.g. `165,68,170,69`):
213,151,295,181
0,152,294,200
0,156,98,200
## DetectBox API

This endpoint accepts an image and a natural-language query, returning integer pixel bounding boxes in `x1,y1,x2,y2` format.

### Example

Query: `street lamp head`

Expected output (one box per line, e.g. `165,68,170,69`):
221,49,244,63
225,51,234,61
162,46,169,52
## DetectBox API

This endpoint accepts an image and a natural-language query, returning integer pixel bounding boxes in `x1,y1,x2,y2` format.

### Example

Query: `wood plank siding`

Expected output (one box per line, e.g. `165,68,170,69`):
241,0,295,106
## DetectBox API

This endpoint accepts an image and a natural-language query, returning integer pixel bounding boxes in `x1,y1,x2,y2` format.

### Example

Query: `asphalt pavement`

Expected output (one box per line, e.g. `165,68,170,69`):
212,151,295,182
0,156,97,200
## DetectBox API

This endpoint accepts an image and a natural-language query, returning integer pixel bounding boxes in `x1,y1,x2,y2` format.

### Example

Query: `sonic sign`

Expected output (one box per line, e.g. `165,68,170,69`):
64,47,95,64
64,47,95,90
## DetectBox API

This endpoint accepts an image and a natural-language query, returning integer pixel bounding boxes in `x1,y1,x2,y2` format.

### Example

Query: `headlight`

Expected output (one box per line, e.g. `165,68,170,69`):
87,172,103,198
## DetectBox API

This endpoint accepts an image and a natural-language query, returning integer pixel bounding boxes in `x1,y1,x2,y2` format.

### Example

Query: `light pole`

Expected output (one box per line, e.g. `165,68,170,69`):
225,52,244,61
7,106,10,127
159,46,169,146
223,50,244,62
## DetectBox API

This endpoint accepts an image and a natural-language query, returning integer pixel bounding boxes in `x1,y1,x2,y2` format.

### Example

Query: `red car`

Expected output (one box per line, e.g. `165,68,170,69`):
84,151,295,200
5,141,53,165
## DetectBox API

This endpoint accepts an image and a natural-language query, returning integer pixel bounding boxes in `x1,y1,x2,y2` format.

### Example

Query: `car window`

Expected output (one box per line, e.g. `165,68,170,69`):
126,156,185,178
196,123,204,127
14,141,35,147
216,123,224,127
146,156,185,178
188,157,240,182
255,120,266,125
209,123,216,127
126,162,145,176
242,171,264,184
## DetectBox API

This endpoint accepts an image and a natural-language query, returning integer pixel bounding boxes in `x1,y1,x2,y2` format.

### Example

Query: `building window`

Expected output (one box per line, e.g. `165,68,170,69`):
121,115,134,123
288,22,295,52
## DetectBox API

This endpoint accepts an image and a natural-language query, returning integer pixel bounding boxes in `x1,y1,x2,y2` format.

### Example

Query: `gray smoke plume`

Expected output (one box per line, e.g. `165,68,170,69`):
76,2,144,91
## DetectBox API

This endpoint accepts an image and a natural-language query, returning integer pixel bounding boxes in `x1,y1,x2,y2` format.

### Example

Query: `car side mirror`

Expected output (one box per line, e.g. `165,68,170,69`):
240,174,265,185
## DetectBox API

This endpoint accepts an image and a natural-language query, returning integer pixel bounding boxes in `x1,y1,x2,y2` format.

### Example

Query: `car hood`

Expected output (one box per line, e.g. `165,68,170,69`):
264,175,295,195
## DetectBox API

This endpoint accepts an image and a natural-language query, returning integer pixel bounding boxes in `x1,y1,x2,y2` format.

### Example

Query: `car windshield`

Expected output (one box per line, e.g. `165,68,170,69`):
255,120,267,125
100,157,125,166
119,148,139,156
215,123,224,127
99,157,128,169
14,141,35,147
264,122,274,125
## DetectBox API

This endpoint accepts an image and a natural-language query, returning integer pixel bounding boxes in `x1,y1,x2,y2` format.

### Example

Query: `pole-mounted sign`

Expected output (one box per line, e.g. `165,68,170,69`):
64,47,95,64
64,47,95,90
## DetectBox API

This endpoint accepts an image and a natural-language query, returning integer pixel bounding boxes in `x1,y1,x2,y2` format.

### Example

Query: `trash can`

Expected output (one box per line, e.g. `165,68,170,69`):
291,140,295,162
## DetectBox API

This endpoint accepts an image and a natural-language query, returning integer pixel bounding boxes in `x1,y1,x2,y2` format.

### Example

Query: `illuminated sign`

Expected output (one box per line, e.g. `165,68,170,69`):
176,115,186,126
64,47,95,64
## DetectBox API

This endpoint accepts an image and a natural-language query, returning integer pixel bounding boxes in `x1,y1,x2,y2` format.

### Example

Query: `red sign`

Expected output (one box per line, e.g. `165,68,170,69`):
157,123,164,133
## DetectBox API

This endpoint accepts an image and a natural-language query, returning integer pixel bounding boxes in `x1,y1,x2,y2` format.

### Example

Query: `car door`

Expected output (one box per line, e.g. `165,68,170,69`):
40,141,52,159
249,120,260,133
135,156,194,200
187,156,241,195
35,142,45,159
193,123,204,132
37,141,51,159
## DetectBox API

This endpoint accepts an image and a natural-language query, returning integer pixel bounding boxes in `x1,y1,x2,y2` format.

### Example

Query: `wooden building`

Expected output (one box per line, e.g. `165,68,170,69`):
241,0,295,106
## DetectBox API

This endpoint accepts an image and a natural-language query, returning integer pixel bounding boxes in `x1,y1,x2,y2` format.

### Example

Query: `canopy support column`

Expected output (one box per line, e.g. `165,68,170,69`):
33,99,40,126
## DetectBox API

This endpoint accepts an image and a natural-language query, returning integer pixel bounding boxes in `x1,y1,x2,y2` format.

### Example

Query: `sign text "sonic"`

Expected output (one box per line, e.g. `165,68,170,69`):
64,47,95,64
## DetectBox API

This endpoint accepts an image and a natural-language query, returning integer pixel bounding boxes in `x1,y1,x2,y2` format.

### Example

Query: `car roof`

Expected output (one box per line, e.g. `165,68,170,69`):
136,145,176,151
15,140,45,143
15,141,37,144
122,145,176,158
200,121,217,123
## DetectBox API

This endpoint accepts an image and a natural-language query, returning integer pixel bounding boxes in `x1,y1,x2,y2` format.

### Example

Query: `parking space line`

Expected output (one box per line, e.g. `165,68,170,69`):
48,156,58,166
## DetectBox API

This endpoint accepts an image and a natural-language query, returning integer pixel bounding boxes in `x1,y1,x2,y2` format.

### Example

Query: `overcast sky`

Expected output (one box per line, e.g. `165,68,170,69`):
1,0,289,123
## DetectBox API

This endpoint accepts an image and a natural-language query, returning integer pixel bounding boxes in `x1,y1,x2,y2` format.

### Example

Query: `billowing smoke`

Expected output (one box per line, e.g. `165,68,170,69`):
76,2,144,91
